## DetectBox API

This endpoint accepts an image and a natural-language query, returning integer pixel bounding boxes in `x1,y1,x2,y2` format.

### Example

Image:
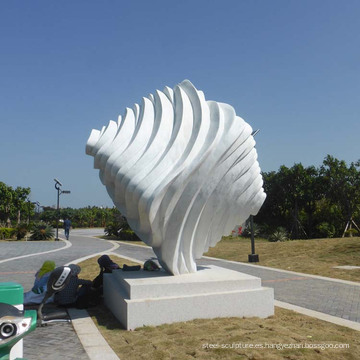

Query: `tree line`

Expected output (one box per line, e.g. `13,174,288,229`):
39,206,121,228
1,154,359,240
0,181,122,235
256,155,360,239
0,182,31,226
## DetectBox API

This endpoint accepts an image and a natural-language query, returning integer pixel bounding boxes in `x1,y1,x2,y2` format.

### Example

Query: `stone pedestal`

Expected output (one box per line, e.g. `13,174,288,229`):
104,265,274,330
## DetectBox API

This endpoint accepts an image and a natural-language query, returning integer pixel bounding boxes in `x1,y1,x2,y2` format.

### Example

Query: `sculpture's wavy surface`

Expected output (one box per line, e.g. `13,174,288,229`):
86,80,266,275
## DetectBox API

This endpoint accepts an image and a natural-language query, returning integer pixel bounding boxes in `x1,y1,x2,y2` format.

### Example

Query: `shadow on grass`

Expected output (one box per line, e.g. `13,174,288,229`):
88,300,124,331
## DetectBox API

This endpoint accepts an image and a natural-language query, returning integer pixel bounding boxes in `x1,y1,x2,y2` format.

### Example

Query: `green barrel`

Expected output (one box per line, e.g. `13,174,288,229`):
0,282,36,360
0,283,24,305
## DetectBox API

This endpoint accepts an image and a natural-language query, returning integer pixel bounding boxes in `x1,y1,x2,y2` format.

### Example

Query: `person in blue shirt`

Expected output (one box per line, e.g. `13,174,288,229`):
24,260,56,304
64,218,71,240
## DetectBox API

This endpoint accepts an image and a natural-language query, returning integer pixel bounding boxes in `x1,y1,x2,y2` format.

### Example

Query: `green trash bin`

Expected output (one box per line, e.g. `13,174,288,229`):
0,283,24,306
0,283,37,360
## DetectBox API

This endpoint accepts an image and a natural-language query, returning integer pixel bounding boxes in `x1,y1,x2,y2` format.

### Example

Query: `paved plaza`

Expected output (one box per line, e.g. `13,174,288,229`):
1,228,359,359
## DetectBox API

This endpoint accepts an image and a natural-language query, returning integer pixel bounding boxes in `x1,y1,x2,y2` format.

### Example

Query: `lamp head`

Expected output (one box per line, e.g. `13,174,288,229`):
54,178,63,186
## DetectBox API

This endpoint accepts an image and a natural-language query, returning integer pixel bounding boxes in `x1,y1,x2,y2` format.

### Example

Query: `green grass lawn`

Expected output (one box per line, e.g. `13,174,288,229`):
79,240,360,360
88,301,359,360
105,235,360,282
204,236,360,282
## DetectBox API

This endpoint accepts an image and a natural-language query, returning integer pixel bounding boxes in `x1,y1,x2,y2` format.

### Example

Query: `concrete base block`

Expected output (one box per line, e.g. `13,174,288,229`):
104,265,274,330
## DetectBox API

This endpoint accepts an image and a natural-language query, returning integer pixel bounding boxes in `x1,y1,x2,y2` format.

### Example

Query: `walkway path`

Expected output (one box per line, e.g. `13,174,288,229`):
1,230,360,360
1,228,114,291
1,228,116,360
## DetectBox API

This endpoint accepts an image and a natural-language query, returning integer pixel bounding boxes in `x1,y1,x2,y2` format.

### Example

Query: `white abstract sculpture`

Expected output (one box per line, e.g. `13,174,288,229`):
86,80,266,275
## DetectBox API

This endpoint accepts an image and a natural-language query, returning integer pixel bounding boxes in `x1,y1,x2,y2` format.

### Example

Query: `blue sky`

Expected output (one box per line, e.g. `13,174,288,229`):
1,0,359,208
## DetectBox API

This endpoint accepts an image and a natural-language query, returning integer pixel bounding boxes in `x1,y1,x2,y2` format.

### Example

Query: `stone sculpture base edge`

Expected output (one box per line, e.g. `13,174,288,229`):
104,265,274,330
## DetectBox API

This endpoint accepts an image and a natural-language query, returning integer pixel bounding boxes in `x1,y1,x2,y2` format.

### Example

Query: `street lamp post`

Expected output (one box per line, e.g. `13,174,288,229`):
248,215,259,262
28,201,40,223
32,201,41,221
54,179,71,241
247,128,260,263
27,199,31,225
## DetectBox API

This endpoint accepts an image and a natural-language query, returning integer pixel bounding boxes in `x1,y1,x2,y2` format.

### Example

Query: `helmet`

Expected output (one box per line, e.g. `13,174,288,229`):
143,260,160,271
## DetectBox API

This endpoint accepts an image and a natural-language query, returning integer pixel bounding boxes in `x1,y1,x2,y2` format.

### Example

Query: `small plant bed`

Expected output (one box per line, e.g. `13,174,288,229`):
29,224,55,240
78,257,359,360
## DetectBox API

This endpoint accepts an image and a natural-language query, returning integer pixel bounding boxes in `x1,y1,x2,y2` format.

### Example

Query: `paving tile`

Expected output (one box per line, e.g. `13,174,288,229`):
24,322,89,360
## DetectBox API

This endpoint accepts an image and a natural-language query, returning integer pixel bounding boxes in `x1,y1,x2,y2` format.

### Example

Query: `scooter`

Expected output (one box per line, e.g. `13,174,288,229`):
0,266,72,360
36,266,72,326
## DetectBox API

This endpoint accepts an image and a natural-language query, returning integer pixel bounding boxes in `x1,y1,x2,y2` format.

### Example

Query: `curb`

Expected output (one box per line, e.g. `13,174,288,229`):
275,300,360,331
68,308,120,360
202,256,360,287
64,240,121,360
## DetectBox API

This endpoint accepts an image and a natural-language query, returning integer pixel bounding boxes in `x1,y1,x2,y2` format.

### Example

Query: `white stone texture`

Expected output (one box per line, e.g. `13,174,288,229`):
104,266,274,330
86,80,266,275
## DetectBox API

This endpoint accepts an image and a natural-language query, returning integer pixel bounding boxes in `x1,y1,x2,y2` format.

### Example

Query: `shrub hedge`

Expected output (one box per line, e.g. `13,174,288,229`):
0,227,16,240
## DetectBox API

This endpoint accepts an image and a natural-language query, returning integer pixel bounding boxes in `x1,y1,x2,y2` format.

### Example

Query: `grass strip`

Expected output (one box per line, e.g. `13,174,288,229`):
79,255,360,360
205,236,360,282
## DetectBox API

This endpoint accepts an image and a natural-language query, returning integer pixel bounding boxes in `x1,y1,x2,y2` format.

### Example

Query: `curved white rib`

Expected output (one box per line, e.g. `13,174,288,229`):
86,80,266,275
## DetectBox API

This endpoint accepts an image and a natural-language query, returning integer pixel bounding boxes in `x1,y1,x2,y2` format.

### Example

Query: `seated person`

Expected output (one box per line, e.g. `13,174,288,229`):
92,255,120,293
54,264,92,307
24,260,56,305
